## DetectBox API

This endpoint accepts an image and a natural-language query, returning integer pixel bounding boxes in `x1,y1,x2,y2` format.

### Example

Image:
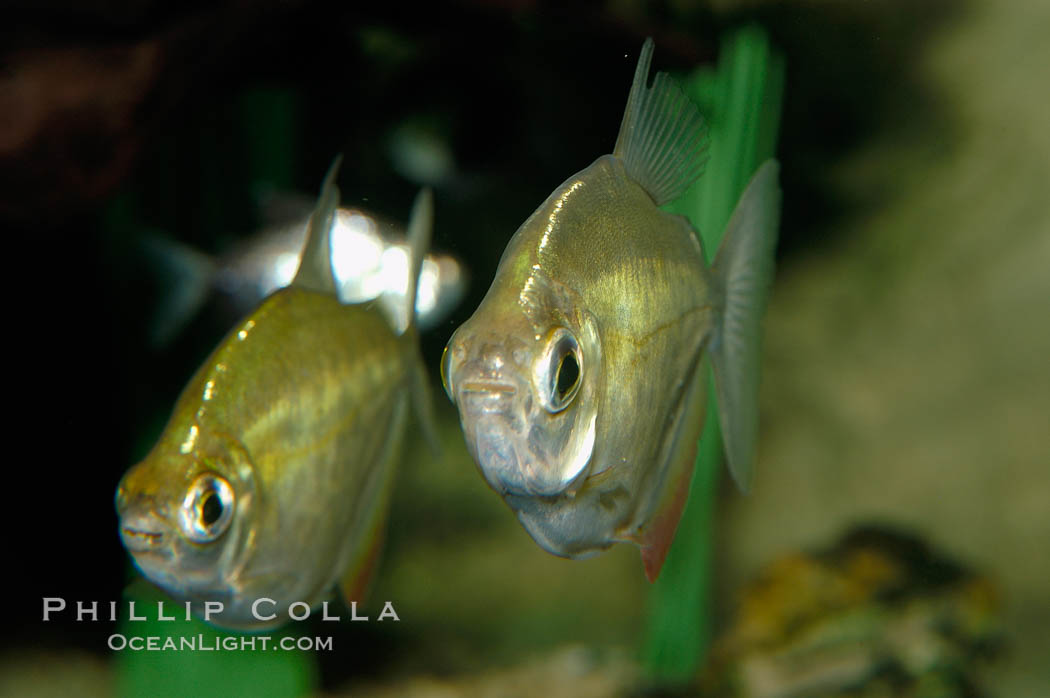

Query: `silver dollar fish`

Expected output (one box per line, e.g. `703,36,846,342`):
441,39,780,580
146,198,467,345
116,160,436,628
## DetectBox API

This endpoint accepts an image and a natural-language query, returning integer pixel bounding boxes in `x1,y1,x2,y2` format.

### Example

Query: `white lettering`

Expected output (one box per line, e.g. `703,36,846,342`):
157,602,175,621
349,601,368,621
321,601,339,621
203,601,224,621
76,600,98,621
128,601,145,621
288,602,310,621
251,597,277,622
107,633,126,650
377,601,400,621
42,597,66,621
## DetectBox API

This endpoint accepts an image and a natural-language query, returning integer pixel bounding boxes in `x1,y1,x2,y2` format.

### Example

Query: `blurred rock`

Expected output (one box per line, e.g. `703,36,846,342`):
720,2,1050,694
702,526,1002,697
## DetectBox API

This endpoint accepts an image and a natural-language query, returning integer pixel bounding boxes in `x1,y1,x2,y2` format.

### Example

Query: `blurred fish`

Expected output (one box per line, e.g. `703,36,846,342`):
116,160,437,629
441,39,781,580
145,195,467,345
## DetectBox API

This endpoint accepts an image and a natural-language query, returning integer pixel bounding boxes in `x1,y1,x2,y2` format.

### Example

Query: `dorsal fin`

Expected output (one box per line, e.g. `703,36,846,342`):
401,188,442,455
397,187,433,335
291,155,342,294
612,39,709,206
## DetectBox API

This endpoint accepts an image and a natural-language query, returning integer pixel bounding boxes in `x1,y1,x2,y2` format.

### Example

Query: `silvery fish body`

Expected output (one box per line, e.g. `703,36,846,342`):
147,200,467,345
215,205,467,333
116,162,436,629
442,40,780,580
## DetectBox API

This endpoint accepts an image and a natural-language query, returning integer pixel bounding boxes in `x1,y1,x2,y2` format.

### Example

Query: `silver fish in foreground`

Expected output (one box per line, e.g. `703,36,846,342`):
116,160,436,628
441,39,781,580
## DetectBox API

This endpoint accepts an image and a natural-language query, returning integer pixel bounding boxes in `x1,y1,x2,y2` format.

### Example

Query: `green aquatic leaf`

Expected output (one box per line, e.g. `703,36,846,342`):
641,24,784,685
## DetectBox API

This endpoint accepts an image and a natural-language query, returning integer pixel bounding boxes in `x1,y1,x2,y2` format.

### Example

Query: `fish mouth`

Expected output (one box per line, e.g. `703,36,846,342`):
119,514,169,553
457,381,518,415
460,379,516,393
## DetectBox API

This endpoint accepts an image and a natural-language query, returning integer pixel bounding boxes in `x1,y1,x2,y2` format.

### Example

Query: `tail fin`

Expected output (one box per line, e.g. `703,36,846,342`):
710,160,781,492
291,155,342,294
140,235,217,347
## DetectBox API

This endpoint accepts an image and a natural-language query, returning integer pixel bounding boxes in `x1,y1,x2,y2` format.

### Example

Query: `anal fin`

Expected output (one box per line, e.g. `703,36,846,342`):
628,354,709,582
339,517,388,605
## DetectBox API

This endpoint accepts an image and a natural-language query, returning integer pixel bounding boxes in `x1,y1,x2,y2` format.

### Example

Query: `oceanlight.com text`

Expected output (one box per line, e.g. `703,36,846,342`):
108,633,334,652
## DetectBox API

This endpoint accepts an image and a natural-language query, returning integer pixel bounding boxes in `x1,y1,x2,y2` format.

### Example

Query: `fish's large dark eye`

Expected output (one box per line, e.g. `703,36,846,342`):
556,352,580,402
200,491,224,526
537,327,583,413
178,473,235,543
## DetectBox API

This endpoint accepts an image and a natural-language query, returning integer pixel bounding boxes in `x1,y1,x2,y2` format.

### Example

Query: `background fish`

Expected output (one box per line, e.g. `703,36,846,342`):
441,39,781,581
144,195,468,345
115,161,436,629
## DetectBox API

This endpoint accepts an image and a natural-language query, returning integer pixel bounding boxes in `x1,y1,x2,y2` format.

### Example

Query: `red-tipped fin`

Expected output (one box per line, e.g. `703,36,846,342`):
638,438,698,581
627,351,710,582
339,520,387,605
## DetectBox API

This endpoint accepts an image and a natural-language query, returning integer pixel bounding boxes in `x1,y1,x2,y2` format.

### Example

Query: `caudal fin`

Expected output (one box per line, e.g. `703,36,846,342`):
710,160,781,492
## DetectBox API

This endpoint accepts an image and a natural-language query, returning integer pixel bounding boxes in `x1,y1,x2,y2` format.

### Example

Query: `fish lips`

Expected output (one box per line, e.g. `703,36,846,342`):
118,512,184,587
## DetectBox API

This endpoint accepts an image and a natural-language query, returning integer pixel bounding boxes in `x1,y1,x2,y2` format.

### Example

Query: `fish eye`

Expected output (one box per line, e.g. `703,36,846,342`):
178,473,235,543
440,344,454,401
537,328,582,413
556,352,580,401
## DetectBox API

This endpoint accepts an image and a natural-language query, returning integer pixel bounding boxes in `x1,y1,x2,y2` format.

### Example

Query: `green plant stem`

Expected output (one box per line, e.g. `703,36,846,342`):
641,24,784,685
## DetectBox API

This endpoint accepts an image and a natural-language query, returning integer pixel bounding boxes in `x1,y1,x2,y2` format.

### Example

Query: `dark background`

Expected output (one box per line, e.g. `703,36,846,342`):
4,0,963,687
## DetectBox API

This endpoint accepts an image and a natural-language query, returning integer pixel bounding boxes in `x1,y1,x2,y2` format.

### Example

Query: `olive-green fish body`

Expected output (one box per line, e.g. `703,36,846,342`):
455,156,715,550
442,40,780,580
117,164,435,628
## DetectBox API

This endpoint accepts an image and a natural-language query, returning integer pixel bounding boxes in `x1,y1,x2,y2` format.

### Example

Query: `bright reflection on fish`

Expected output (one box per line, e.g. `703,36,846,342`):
219,207,465,332
442,39,781,581
147,200,467,344
116,160,437,629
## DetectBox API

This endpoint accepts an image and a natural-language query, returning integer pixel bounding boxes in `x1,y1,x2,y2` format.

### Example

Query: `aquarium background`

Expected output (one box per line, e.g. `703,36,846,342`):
3,0,1048,695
